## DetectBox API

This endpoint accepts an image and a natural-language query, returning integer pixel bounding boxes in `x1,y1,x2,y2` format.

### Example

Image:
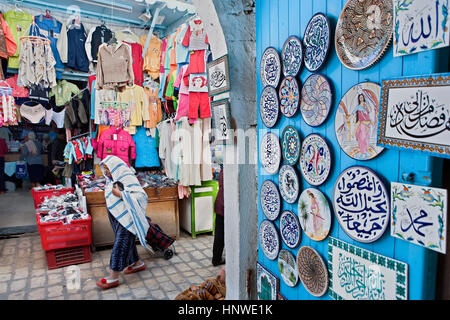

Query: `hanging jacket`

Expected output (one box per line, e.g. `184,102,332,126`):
124,41,143,87
132,126,160,168
140,34,161,79
85,25,113,62
96,42,134,90
3,10,31,69
96,126,136,166
66,23,89,72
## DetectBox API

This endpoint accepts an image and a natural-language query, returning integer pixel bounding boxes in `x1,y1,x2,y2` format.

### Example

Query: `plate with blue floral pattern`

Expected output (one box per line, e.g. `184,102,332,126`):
260,132,281,175
281,125,301,165
259,219,281,260
303,13,331,72
278,164,300,204
279,76,299,118
260,47,281,88
279,210,301,249
281,36,303,77
260,86,280,128
260,180,281,221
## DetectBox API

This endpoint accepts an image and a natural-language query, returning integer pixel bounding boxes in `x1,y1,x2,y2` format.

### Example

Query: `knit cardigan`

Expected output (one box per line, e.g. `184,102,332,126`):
96,42,134,91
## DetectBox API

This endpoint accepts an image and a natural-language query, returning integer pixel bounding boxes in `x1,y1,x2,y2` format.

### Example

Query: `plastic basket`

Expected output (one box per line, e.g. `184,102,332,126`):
37,214,92,251
31,187,75,209
45,245,91,270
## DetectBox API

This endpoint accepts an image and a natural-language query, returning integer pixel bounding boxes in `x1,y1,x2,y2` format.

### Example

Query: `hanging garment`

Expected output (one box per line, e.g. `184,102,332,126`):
117,84,148,132
140,35,161,79
28,85,51,103
19,101,46,124
157,119,175,180
189,50,208,74
50,106,66,129
175,24,189,64
116,31,140,44
132,126,160,168
143,86,162,129
66,22,90,72
85,24,113,63
182,19,209,52
160,37,167,74
124,41,144,87
3,10,32,69
0,14,17,59
96,42,134,90
49,80,80,106
0,74,29,97
94,86,116,124
173,117,200,186
97,126,136,166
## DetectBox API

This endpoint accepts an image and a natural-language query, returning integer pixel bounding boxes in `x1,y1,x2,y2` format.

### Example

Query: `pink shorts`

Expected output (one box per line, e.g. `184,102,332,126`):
188,92,211,122
175,93,189,121
189,50,206,74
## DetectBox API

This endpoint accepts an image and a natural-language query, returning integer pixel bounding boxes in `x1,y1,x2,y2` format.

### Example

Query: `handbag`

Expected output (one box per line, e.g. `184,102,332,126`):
15,161,28,179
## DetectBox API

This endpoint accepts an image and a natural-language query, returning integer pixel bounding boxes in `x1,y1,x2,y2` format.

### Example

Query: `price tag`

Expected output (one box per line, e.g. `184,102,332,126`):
113,134,117,141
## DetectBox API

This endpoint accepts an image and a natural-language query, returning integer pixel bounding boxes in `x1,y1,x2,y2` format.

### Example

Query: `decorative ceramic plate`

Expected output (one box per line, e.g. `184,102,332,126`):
260,132,281,175
335,0,393,70
260,86,280,128
296,246,328,297
298,188,331,241
281,36,303,77
333,166,389,243
279,210,301,249
281,125,301,165
335,82,384,160
278,165,300,204
278,249,299,287
260,47,281,88
279,76,299,118
260,180,281,221
300,74,332,127
299,134,331,186
259,219,281,260
303,13,331,72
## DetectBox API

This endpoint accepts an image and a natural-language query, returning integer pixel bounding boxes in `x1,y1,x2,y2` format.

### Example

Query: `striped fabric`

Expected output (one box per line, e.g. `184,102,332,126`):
100,155,150,249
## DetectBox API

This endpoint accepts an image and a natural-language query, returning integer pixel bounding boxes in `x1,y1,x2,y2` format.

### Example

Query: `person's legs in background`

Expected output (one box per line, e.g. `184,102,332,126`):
212,214,225,266
0,157,5,193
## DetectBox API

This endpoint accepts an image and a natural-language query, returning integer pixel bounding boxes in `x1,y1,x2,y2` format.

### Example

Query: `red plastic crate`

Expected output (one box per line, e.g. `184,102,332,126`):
31,187,75,209
45,245,91,270
36,214,92,251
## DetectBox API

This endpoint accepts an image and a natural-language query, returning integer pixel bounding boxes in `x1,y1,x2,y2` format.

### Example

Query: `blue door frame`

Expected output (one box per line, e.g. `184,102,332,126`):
256,0,448,300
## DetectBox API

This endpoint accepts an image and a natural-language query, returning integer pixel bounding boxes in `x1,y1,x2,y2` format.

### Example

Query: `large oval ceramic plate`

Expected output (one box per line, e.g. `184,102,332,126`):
279,210,301,249
260,180,281,221
259,86,280,128
299,134,331,186
278,249,299,287
333,166,389,243
335,0,393,70
279,76,299,118
300,74,332,127
260,132,281,175
281,125,301,165
281,36,303,77
303,13,331,72
278,165,300,204
260,47,281,88
335,82,384,160
259,219,280,260
296,246,328,297
298,188,331,241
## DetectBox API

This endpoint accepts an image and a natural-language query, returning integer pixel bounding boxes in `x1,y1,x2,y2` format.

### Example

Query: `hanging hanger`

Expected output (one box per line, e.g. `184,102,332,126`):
14,2,24,13
20,17,50,45
44,9,52,19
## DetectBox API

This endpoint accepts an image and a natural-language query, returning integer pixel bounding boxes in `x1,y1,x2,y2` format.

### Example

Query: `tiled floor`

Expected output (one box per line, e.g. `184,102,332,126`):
0,231,223,300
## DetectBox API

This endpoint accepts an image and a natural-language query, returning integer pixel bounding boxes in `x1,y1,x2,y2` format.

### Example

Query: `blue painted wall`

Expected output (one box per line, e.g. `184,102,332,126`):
256,0,448,300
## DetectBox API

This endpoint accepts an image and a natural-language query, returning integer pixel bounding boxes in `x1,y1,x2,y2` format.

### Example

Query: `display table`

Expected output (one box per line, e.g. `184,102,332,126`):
85,186,179,249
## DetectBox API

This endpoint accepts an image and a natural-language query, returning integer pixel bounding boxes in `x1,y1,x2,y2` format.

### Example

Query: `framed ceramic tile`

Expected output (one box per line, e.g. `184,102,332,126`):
281,35,303,77
300,73,332,127
211,99,232,144
377,73,450,158
260,180,282,221
260,47,281,88
394,0,450,57
296,246,328,297
335,0,393,70
391,182,447,254
278,249,298,287
298,188,331,241
333,166,389,243
207,54,231,96
303,13,331,72
328,237,408,300
259,219,281,260
260,132,281,175
257,262,280,300
335,82,384,160
299,134,331,186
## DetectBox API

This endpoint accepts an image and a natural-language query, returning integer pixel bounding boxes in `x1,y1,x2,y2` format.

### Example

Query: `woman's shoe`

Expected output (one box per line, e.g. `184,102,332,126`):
96,277,119,290
124,262,146,275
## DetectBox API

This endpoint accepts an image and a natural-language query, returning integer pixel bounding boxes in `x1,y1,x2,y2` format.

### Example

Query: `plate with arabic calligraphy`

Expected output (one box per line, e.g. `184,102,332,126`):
259,219,281,260
296,246,328,297
281,125,301,165
335,82,384,160
281,36,303,77
260,132,281,175
278,165,300,204
279,210,301,249
303,13,331,72
260,180,281,221
260,47,282,88
335,0,393,70
298,188,331,241
300,74,332,127
278,249,299,287
333,166,389,243
299,134,331,186
279,76,300,118
260,86,280,128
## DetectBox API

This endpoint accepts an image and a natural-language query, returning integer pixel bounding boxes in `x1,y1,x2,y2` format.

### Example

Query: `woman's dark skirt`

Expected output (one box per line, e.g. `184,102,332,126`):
28,164,44,183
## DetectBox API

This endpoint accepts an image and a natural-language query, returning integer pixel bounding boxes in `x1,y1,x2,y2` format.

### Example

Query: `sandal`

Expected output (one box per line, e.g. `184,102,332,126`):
96,277,119,290
124,262,146,275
